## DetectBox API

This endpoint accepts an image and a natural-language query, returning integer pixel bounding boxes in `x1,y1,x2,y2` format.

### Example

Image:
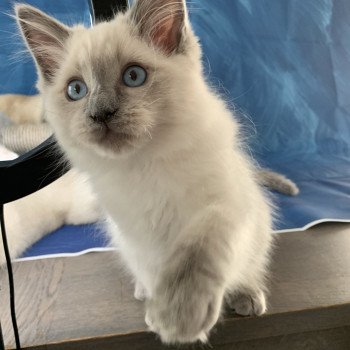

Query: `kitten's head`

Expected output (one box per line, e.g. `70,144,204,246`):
15,0,202,159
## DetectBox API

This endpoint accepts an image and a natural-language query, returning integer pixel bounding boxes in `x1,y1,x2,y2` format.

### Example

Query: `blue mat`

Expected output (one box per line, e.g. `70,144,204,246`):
20,225,113,259
1,0,349,259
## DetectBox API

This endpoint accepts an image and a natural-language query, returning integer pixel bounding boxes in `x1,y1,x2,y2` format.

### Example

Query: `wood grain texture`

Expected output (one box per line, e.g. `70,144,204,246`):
1,223,350,349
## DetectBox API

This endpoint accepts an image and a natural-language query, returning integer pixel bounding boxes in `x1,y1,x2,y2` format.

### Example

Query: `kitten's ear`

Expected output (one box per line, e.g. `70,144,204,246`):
15,4,71,82
130,0,187,55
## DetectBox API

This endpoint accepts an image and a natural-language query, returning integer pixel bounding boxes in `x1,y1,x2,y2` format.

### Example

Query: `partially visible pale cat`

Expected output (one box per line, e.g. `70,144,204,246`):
0,167,100,266
0,94,43,124
16,0,276,343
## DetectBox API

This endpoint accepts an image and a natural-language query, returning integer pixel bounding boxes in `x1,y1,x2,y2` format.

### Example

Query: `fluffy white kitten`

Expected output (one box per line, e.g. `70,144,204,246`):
16,0,274,343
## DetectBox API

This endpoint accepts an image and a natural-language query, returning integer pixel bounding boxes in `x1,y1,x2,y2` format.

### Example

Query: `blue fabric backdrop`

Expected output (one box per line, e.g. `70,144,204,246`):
0,0,93,95
189,0,350,231
0,1,349,259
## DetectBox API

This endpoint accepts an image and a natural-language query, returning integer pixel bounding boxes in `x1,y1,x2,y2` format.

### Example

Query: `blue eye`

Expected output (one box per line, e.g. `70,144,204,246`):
123,65,147,87
67,79,88,101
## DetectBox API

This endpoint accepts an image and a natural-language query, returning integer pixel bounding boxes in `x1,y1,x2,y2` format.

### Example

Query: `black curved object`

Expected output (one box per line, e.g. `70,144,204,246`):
0,136,69,205
92,0,127,20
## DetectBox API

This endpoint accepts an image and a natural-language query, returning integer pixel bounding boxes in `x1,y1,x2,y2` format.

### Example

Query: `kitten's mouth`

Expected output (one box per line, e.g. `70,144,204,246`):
88,120,136,152
98,123,134,140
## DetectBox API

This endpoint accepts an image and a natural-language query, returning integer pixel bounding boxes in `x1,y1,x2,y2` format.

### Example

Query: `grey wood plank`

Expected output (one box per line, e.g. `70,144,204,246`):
1,223,350,349
19,326,350,350
217,326,350,350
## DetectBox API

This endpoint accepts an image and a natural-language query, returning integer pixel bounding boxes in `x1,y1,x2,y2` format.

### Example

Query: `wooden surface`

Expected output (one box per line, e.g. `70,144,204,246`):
1,223,350,349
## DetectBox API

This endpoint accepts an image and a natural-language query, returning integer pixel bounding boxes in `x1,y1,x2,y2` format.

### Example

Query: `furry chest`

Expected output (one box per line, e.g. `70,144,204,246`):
95,171,183,240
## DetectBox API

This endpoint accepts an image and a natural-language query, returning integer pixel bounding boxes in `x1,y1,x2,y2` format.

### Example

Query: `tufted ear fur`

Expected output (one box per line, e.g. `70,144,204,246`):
129,0,187,55
15,4,71,82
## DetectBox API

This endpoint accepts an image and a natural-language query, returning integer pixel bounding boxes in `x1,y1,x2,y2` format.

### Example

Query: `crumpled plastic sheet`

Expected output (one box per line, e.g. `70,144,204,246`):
190,0,350,231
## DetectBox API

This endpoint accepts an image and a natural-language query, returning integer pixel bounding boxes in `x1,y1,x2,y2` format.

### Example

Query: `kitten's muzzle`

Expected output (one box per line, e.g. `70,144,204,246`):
90,109,118,123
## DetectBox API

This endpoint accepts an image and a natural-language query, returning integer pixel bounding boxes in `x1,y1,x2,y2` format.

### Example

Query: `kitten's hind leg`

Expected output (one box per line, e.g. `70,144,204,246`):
226,255,270,317
225,225,271,317
226,288,267,316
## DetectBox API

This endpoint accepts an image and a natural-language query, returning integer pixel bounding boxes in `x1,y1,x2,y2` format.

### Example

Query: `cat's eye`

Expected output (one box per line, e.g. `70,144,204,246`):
123,65,147,87
67,79,88,101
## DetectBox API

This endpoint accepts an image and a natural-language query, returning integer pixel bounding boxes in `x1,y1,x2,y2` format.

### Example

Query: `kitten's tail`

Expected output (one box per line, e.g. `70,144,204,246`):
258,169,299,196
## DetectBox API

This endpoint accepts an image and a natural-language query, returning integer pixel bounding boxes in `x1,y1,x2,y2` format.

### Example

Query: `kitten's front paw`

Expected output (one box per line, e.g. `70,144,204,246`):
145,288,223,344
227,289,266,316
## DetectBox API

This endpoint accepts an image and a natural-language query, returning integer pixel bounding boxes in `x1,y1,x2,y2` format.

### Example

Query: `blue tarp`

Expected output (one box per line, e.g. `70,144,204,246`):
21,224,110,258
0,0,349,259
0,0,93,95
189,0,350,231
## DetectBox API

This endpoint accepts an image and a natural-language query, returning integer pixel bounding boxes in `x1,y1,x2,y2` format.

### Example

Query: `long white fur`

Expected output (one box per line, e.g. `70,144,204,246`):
0,169,100,266
16,0,274,344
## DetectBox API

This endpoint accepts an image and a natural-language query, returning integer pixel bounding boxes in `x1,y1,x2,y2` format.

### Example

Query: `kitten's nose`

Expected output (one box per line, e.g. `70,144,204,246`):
90,109,118,123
